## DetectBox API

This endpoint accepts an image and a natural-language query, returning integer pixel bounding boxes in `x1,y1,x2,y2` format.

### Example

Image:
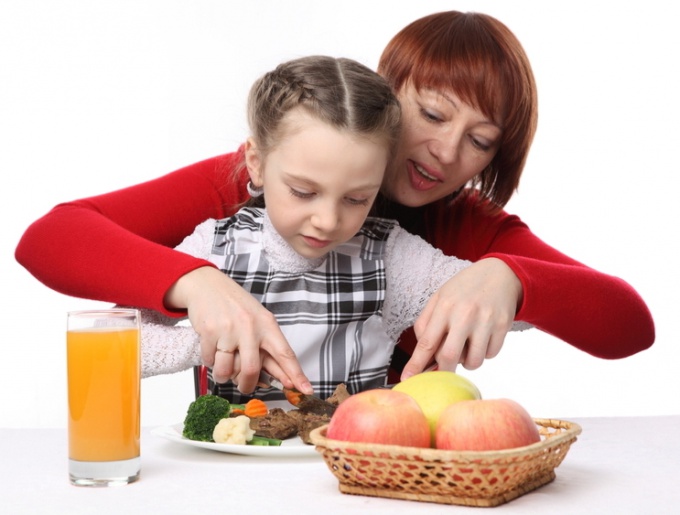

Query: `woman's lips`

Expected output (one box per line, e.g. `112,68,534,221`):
407,160,442,192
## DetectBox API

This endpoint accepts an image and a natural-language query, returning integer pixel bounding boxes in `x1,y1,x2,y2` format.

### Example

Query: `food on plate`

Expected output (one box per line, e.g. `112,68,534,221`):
283,389,337,416
181,383,350,446
249,408,329,444
286,409,331,444
325,389,430,448
247,383,348,442
393,371,481,444
435,398,541,451
182,395,281,446
182,394,232,442
213,415,255,445
249,408,299,440
326,383,350,405
230,398,269,418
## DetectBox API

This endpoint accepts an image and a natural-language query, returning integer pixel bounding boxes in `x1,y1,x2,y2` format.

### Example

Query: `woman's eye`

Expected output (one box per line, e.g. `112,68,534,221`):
420,108,442,123
470,136,492,152
289,188,314,199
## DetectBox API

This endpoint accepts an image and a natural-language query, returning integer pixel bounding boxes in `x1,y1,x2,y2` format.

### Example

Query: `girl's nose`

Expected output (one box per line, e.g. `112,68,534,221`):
311,202,339,232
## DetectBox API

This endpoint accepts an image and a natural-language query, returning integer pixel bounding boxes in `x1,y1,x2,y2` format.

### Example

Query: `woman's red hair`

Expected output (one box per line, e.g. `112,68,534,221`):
378,11,538,209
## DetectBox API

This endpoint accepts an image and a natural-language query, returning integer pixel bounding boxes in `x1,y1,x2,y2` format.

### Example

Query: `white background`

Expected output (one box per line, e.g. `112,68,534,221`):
2,0,678,428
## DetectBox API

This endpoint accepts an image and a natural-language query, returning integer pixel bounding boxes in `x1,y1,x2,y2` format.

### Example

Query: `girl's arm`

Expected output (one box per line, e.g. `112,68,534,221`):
138,308,202,378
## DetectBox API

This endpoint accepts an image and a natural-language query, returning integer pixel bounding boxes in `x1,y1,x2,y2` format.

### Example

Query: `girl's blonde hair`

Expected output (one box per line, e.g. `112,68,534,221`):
247,55,401,161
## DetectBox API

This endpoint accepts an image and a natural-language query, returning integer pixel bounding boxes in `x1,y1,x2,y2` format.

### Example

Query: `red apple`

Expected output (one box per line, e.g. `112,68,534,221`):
326,389,430,448
435,399,541,451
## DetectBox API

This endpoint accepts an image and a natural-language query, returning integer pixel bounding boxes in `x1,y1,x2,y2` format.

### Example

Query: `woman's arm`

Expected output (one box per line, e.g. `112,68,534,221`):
398,193,655,379
16,152,312,394
167,218,312,394
384,226,530,377
15,152,247,315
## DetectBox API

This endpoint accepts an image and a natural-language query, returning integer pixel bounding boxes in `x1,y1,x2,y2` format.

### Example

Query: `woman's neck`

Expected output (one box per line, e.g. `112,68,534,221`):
372,193,427,237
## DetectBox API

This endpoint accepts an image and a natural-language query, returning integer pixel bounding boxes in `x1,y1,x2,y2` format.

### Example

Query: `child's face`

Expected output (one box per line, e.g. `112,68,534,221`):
247,110,387,260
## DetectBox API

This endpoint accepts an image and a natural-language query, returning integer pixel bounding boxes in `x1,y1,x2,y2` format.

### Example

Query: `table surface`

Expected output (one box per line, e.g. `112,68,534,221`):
2,415,679,515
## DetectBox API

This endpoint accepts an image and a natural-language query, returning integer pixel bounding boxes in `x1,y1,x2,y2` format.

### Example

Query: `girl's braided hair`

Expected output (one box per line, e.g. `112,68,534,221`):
247,55,401,158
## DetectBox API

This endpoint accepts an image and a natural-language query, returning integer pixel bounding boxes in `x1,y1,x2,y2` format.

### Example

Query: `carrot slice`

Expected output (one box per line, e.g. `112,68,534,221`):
244,398,268,418
283,388,303,406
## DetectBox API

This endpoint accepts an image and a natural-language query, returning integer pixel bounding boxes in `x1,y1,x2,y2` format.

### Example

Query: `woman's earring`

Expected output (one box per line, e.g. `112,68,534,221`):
247,181,264,198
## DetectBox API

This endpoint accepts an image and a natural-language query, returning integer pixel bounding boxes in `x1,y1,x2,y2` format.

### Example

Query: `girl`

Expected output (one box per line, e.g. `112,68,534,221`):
138,55,528,401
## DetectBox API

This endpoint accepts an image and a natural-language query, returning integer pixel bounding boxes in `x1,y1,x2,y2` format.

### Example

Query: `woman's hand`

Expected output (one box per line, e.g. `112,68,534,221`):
401,258,523,379
164,266,313,394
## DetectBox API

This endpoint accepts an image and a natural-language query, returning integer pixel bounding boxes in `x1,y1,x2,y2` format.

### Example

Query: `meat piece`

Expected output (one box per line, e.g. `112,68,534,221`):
288,410,331,444
247,383,350,443
288,383,349,416
295,396,336,417
326,383,350,405
249,408,298,440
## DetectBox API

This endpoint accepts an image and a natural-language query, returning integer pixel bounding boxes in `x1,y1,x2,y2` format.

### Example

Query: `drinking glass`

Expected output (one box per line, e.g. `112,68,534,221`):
66,309,141,486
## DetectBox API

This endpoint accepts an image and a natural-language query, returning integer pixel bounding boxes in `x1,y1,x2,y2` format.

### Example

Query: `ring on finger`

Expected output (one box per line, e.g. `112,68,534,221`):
216,348,234,354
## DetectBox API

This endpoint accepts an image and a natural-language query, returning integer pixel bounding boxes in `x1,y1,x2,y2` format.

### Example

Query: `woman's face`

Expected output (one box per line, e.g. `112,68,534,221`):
384,82,502,207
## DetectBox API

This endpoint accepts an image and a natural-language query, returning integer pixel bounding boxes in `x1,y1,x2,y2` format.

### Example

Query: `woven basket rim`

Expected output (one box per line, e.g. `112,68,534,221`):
309,418,582,460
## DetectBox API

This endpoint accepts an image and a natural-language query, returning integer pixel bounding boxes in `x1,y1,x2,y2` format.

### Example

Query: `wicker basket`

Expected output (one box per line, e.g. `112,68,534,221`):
309,418,581,507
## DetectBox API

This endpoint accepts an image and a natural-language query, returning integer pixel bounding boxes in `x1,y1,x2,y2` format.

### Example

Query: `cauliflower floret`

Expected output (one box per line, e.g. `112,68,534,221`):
213,416,255,445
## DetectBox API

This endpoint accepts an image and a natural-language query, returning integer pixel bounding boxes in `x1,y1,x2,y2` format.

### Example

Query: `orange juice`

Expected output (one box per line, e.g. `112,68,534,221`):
67,327,140,462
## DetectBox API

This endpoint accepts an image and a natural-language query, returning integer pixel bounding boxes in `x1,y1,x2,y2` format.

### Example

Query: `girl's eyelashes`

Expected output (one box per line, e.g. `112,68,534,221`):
289,187,314,199
345,197,370,206
289,187,371,206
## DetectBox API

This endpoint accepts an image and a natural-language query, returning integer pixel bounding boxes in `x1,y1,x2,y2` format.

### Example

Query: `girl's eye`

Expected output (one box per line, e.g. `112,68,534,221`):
289,188,314,199
345,197,370,206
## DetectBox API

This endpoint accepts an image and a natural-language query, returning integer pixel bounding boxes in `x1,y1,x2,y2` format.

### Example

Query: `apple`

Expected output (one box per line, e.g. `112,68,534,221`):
393,371,481,444
435,398,541,451
325,389,430,448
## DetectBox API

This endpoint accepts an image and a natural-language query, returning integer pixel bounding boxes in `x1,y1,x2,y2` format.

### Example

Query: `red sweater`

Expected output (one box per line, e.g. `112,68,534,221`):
16,151,654,370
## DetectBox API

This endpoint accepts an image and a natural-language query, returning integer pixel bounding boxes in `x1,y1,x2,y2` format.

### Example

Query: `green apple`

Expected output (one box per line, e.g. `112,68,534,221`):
393,371,481,444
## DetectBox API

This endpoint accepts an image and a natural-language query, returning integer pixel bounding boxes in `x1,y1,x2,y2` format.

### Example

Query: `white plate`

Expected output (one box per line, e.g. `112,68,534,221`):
151,401,319,457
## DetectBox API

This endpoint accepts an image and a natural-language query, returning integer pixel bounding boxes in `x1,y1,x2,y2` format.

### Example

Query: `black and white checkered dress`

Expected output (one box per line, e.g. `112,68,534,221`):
208,207,398,401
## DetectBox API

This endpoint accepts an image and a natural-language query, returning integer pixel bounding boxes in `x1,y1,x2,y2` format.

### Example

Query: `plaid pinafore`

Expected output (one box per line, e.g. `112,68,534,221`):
206,207,398,402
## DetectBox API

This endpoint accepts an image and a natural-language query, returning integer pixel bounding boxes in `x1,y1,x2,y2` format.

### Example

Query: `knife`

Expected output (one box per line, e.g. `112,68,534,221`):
257,371,337,416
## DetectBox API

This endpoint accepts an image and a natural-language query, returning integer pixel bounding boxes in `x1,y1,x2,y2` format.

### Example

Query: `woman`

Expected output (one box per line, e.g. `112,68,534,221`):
15,11,655,395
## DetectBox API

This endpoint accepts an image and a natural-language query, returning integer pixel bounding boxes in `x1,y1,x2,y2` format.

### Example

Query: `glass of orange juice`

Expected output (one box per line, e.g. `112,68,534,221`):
66,309,141,487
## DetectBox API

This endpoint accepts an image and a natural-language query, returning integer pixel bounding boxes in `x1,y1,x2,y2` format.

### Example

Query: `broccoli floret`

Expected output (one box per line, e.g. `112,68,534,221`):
182,394,232,442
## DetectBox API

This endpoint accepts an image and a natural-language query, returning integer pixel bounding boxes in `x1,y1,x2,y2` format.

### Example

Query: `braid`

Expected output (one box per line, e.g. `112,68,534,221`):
247,55,400,158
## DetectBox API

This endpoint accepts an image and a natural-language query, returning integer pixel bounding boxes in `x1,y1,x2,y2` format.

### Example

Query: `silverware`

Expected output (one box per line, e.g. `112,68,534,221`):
257,371,337,416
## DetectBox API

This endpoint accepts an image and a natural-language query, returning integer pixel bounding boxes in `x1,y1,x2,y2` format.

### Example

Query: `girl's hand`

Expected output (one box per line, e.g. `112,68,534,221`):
401,258,523,379
165,266,313,394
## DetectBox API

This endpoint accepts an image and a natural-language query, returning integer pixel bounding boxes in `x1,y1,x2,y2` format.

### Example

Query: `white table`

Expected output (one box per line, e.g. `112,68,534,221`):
2,416,679,514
